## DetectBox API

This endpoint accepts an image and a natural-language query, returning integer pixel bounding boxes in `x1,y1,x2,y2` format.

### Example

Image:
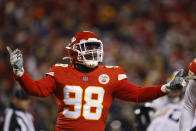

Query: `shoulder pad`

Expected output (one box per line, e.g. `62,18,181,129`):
54,63,68,68
105,66,119,68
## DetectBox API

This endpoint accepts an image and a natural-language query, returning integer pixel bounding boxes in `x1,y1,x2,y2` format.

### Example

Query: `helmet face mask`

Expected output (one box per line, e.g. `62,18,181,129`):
66,31,103,68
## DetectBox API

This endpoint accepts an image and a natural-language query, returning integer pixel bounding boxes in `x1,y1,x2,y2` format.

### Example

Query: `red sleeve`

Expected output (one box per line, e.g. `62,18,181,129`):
16,71,56,97
113,79,166,102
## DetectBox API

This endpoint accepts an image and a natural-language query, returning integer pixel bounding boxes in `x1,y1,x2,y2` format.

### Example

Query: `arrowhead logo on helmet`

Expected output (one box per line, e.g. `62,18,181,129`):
66,31,103,68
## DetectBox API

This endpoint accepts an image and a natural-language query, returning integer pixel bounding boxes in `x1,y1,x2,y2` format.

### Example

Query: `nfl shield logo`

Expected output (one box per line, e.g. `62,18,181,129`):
83,76,88,82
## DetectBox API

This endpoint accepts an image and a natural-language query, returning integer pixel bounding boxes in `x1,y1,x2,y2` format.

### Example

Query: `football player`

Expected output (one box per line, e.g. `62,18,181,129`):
147,90,184,131
147,102,182,131
7,31,187,131
180,58,196,131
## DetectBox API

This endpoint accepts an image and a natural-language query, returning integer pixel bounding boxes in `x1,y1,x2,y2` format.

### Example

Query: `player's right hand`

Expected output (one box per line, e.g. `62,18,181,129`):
7,46,24,77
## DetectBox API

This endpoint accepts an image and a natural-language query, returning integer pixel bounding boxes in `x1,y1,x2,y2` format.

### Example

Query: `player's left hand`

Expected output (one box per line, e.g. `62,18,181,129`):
161,69,187,93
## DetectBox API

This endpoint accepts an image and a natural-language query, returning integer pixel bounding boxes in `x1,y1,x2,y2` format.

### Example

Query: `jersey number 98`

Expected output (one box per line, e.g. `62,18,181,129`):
63,85,105,120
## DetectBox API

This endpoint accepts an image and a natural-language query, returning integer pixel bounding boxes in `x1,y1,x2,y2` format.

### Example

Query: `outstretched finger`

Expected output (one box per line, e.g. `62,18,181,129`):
175,69,184,77
6,46,13,55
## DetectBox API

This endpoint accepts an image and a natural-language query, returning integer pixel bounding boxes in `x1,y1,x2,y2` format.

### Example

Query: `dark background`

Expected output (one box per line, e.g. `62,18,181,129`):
0,0,196,130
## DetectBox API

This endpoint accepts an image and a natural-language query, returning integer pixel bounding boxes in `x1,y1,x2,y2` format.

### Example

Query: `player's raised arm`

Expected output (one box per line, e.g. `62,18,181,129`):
7,46,24,77
113,69,187,102
7,46,56,97
180,59,196,131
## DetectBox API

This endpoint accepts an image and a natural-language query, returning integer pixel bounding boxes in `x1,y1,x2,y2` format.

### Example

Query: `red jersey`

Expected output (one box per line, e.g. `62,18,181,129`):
16,64,165,131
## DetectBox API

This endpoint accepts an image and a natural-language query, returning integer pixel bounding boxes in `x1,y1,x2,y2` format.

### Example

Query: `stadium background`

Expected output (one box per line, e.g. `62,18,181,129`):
0,0,196,130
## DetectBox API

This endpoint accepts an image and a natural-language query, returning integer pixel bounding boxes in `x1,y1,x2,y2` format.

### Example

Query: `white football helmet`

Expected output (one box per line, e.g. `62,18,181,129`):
66,31,103,68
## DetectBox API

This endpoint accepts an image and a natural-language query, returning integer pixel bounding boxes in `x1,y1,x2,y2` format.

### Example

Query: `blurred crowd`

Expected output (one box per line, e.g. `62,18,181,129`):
0,0,196,130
